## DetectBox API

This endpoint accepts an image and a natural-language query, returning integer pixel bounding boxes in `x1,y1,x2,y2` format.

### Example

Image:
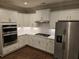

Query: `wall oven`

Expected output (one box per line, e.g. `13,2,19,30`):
0,22,17,47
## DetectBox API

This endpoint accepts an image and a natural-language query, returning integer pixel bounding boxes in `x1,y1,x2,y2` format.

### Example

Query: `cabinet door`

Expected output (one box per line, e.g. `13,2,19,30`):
3,43,18,56
24,35,30,44
30,14,37,27
23,14,31,27
28,35,33,46
37,37,47,51
50,10,68,29
30,36,47,51
9,11,17,22
18,35,26,48
41,9,50,21
46,39,54,54
36,9,50,21
0,9,10,22
36,10,42,21
16,13,24,27
0,9,18,23
33,36,41,49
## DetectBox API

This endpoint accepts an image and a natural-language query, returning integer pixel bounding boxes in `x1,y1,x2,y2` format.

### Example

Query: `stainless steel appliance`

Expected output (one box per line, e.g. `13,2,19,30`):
0,22,17,47
2,24,17,46
54,20,79,59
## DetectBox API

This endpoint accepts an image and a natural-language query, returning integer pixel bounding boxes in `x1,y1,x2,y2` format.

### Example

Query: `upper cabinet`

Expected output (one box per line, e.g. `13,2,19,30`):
23,14,32,27
9,11,18,22
16,9,51,27
16,13,24,27
0,9,17,23
36,9,51,22
50,9,79,29
16,13,32,27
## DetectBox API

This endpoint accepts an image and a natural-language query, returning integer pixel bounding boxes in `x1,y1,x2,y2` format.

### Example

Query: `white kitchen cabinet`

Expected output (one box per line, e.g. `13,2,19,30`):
9,11,18,22
27,35,32,46
31,36,42,49
23,14,32,27
24,35,30,44
28,35,54,54
18,35,26,48
30,14,38,27
50,9,79,29
50,10,67,29
36,9,50,21
37,36,54,54
0,9,17,23
16,13,24,27
0,9,10,22
16,13,32,27
3,43,18,56
46,39,54,54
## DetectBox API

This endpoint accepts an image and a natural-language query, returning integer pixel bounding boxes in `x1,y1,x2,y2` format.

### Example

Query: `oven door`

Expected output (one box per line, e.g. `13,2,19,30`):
2,25,17,46
3,34,17,46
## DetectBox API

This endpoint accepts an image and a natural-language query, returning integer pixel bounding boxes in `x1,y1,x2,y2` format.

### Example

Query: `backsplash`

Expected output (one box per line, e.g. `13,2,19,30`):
17,27,55,36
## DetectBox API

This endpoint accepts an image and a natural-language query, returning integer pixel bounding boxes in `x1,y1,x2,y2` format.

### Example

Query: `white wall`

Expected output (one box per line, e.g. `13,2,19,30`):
50,8,79,29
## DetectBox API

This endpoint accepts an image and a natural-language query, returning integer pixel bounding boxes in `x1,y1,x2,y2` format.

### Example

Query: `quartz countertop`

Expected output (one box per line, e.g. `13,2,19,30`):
17,27,55,39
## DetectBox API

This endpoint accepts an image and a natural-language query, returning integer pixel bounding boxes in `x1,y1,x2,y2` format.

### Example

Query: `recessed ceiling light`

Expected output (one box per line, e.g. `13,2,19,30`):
24,2,28,5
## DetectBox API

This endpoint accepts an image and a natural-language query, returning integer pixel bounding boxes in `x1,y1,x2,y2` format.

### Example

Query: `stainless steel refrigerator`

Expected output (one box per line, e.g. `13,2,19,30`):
54,20,79,59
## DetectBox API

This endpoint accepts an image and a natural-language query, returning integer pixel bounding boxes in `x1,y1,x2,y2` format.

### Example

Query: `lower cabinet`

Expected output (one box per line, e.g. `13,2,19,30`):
18,35,27,48
3,43,18,56
3,35,54,57
28,35,54,54
2,35,29,56
46,39,54,54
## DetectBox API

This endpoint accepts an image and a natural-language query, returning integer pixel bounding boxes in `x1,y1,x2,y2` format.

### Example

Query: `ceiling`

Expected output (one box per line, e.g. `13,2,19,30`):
0,0,66,8
0,0,79,13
